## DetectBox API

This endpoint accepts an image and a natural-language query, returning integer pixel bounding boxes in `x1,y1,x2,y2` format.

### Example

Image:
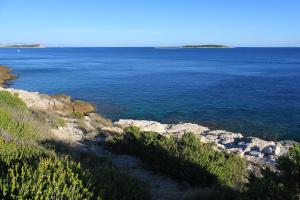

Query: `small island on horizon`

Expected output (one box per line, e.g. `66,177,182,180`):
0,44,44,48
182,44,231,48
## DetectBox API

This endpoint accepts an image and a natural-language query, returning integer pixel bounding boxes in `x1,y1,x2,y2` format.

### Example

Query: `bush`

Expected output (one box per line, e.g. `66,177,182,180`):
0,138,92,199
246,144,300,200
0,91,26,109
0,91,42,140
54,117,66,127
0,91,150,199
0,137,150,200
72,111,85,119
0,108,38,139
106,126,247,189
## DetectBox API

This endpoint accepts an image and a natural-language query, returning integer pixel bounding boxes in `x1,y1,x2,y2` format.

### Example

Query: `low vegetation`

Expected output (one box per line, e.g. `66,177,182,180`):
1,90,299,199
71,111,85,119
0,91,150,200
106,126,300,199
0,91,26,109
0,138,150,200
105,126,247,189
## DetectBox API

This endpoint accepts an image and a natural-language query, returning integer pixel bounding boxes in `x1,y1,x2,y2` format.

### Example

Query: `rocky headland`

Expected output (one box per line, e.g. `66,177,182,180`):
0,65,17,85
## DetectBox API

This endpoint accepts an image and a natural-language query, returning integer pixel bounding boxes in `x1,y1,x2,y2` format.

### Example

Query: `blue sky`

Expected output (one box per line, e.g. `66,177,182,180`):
0,0,299,47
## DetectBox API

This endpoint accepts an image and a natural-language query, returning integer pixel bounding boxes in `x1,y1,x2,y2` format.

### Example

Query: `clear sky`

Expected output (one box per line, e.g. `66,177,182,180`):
0,0,299,47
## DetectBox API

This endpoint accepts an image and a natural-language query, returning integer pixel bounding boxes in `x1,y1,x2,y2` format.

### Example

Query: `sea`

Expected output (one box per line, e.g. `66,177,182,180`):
0,47,299,141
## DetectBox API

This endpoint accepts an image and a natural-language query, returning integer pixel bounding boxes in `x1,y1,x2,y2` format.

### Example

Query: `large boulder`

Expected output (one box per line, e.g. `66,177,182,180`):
114,119,168,134
73,100,95,114
262,146,274,155
167,123,209,135
274,143,283,156
239,137,275,153
202,130,243,148
51,94,71,103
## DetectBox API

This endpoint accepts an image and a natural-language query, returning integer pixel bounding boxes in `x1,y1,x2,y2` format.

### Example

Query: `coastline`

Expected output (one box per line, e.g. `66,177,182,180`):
0,65,17,86
0,65,297,167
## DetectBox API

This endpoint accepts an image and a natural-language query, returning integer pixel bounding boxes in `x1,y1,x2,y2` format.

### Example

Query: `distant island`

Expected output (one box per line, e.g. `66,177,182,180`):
182,44,230,48
0,44,44,48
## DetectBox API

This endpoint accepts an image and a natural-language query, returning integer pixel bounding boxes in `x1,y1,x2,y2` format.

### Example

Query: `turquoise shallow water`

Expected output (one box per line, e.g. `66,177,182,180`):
0,47,300,141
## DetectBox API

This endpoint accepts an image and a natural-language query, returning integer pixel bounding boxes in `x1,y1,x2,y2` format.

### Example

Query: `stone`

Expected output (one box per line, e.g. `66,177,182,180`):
265,155,276,164
73,100,95,114
114,119,168,134
100,126,124,135
249,150,262,158
51,94,71,103
242,138,275,153
226,148,244,157
216,144,226,150
0,65,17,85
274,143,283,156
262,146,274,155
88,113,112,127
167,123,209,135
250,146,261,152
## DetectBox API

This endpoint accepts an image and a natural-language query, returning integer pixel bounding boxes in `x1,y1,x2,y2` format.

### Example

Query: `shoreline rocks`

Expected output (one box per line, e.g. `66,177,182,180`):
0,65,17,86
114,119,294,165
0,86,297,167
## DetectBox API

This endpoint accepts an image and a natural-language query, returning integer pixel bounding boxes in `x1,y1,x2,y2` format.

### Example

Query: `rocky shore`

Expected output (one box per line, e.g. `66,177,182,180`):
1,65,299,199
0,65,17,85
0,85,296,167
0,65,296,168
114,119,296,166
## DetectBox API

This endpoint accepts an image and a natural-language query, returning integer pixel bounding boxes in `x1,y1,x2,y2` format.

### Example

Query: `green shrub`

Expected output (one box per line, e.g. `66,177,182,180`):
0,90,150,199
246,144,300,200
106,126,247,189
0,137,150,200
0,108,38,139
0,138,92,199
72,111,84,119
0,91,26,109
54,117,66,127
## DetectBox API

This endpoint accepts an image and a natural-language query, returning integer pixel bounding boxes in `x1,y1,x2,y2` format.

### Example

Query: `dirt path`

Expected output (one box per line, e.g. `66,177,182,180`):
80,140,208,200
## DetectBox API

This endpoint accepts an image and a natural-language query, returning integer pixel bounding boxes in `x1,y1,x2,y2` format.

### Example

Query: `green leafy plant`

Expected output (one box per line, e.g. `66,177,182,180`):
0,108,38,139
0,91,26,109
106,126,247,189
0,137,150,200
0,90,150,200
72,111,85,119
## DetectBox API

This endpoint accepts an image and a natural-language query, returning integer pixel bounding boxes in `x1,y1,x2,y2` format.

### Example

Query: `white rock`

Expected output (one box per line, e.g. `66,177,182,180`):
242,138,275,152
101,126,124,134
114,119,168,134
0,87,64,111
226,148,244,157
167,123,209,135
274,143,283,156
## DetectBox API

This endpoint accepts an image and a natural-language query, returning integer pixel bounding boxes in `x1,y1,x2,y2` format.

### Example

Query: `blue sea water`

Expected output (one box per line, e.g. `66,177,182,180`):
0,47,300,141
